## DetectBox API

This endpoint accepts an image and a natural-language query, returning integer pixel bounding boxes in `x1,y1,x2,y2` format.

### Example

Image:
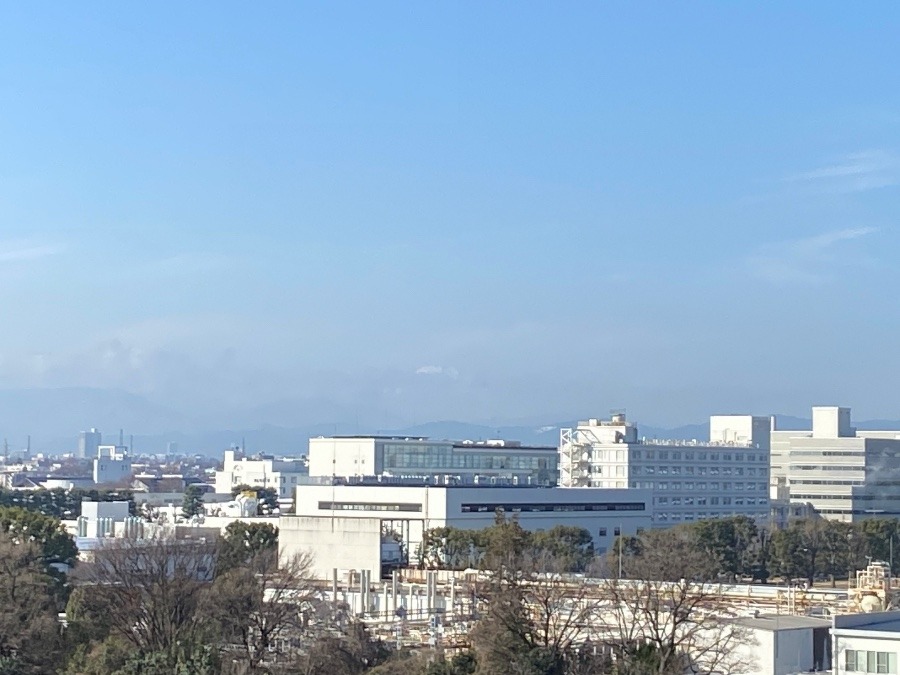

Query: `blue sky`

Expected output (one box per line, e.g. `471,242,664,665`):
0,3,898,429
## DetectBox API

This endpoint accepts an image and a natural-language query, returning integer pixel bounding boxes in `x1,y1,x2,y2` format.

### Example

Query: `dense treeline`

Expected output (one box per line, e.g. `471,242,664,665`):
0,487,135,519
618,515,900,587
5,499,900,673
419,523,595,572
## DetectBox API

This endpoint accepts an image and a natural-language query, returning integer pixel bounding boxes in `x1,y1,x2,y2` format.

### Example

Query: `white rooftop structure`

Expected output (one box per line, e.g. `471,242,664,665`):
307,435,558,485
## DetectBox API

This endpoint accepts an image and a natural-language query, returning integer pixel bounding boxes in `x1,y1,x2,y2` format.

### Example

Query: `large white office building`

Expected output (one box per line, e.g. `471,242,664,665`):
308,436,559,486
280,482,652,579
559,413,771,526
214,450,309,501
772,406,900,522
93,445,132,485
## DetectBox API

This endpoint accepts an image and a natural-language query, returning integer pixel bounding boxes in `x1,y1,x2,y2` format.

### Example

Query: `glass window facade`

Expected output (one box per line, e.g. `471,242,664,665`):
380,442,558,483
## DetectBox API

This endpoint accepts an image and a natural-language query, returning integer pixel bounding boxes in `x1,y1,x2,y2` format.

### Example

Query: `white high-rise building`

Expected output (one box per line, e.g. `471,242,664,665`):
772,406,900,522
559,413,771,526
78,428,101,459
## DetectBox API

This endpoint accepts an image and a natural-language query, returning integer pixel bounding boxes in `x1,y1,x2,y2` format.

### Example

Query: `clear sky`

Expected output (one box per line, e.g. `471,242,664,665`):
0,3,898,429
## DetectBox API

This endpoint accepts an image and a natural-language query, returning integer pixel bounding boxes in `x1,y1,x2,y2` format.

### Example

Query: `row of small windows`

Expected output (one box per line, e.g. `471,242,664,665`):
790,479,864,486
655,511,762,523
635,450,767,462
794,494,900,502
846,650,897,674
631,481,768,491
656,496,763,506
231,476,296,484
789,465,864,472
318,501,423,512
791,451,865,456
634,466,766,477
460,502,646,513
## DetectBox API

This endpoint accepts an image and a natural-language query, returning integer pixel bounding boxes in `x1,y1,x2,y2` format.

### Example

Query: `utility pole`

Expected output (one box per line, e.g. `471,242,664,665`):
618,525,624,578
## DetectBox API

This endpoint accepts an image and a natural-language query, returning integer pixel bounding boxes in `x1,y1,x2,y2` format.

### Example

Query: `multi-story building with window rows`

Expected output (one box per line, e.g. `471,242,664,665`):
559,413,771,526
772,406,900,523
308,436,559,486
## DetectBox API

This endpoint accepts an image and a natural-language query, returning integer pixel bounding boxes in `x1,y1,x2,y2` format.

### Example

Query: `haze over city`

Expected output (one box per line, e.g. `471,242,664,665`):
1,3,899,447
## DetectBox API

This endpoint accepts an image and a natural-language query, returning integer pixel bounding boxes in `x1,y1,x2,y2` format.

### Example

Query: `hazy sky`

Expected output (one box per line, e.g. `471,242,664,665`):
1,3,898,428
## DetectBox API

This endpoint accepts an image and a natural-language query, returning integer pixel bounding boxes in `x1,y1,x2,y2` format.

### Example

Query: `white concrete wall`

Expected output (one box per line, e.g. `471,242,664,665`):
732,629,771,675
813,406,852,439
308,438,377,477
279,515,384,579
82,501,130,521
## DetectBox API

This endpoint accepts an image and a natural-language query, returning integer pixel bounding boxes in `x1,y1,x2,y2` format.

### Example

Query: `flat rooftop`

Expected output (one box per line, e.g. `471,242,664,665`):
735,614,831,631
319,436,555,450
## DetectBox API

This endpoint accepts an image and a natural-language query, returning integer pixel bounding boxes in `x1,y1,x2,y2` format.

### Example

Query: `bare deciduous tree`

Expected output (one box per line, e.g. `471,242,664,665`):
600,528,756,675
81,533,217,654
204,549,319,672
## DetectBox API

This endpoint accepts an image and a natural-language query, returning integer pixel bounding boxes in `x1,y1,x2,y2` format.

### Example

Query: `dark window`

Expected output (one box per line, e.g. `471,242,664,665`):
459,502,646,513
317,501,422,512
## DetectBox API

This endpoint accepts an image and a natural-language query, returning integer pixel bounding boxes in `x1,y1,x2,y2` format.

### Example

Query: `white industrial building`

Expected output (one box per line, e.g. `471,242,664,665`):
730,614,832,675
93,445,132,485
833,611,900,675
279,482,652,579
772,406,900,522
559,413,771,526
308,436,558,485
214,449,308,501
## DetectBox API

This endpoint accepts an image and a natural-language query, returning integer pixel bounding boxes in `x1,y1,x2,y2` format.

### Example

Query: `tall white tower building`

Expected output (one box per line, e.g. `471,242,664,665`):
78,428,102,459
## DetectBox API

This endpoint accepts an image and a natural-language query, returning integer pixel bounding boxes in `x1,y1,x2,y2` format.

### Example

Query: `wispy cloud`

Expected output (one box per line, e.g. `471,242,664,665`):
415,365,459,378
786,151,899,193
0,241,62,263
747,226,878,284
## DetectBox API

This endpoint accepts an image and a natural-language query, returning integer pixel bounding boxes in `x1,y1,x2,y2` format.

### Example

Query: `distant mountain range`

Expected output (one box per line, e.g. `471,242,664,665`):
2,386,899,457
